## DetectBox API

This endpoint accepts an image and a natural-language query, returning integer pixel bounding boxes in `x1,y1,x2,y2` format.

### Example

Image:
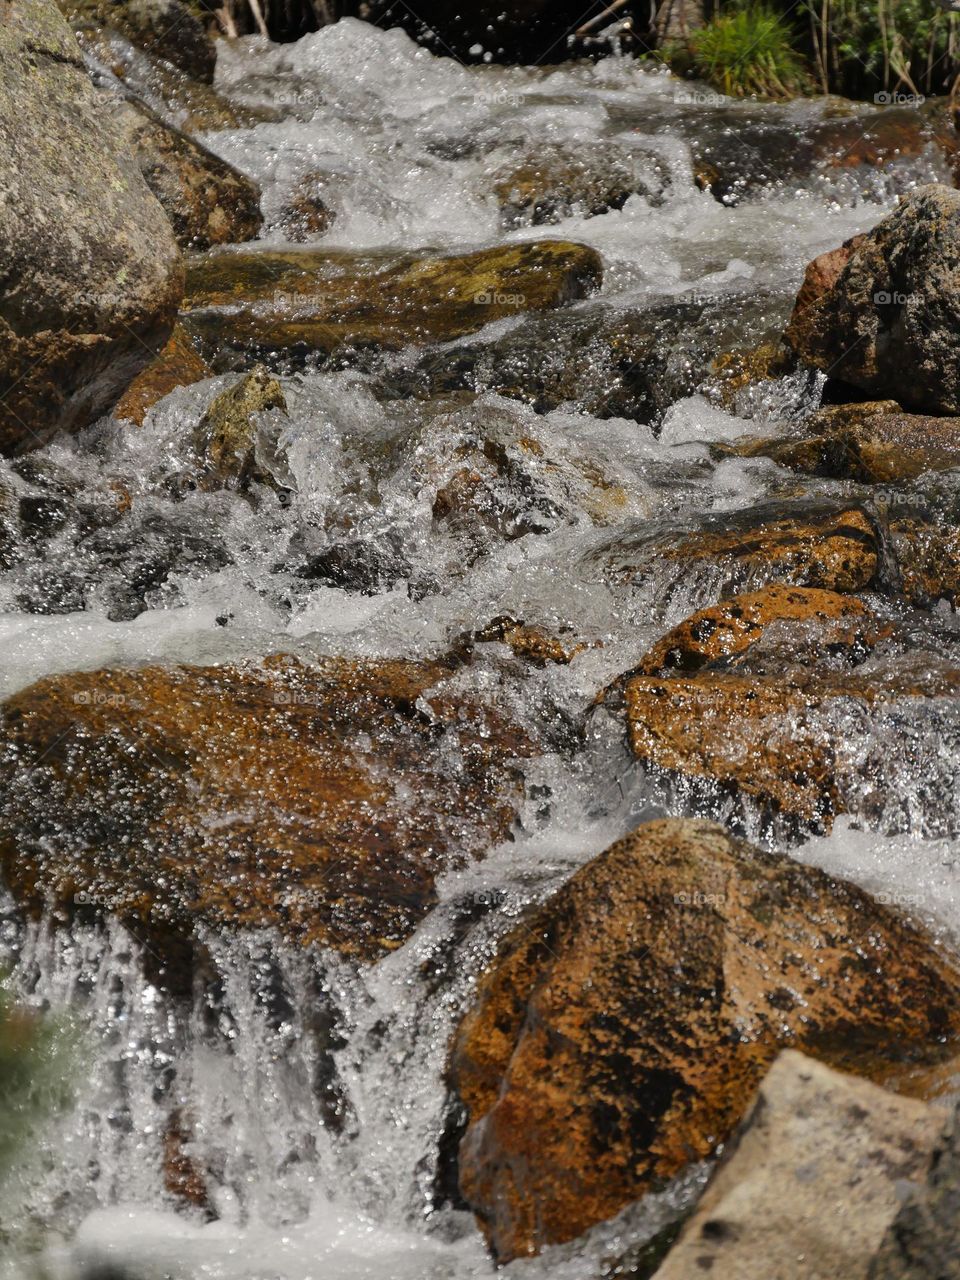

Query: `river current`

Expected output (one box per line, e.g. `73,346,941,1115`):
2,18,960,1279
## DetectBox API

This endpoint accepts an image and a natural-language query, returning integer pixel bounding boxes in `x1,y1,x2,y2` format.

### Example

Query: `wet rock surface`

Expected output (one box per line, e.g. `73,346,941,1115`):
451,818,960,1262
182,241,603,362
0,0,183,453
784,184,960,412
0,655,534,981
654,1051,943,1280
113,322,211,424
59,0,216,82
110,93,263,249
493,143,669,227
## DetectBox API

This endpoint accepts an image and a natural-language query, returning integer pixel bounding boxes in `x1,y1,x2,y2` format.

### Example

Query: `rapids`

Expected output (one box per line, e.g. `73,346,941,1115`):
2,18,960,1279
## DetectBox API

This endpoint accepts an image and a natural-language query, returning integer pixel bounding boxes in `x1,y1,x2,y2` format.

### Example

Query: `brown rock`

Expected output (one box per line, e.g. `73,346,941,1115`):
451,818,960,1261
59,0,216,83
598,502,879,597
0,655,534,984
466,615,588,667
113,323,211,424
276,171,334,242
726,401,960,483
634,585,878,676
784,235,865,359
493,144,667,228
111,95,263,250
192,366,286,491
619,665,960,829
182,241,603,359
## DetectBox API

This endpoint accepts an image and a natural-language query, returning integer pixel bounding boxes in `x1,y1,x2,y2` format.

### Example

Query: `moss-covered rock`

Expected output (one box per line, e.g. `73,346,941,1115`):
451,818,960,1261
0,0,183,453
493,144,668,228
192,366,286,490
182,241,603,360
0,655,534,987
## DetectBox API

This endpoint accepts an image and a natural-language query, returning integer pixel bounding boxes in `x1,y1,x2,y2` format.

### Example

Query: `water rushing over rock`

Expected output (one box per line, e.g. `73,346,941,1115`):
4,16,960,1280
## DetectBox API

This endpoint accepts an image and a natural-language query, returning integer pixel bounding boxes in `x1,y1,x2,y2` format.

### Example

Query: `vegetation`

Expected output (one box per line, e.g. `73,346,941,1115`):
670,3,810,97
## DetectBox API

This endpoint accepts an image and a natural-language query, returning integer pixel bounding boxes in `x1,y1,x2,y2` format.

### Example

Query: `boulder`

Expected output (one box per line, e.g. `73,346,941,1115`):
593,500,880,597
721,400,960,483
113,322,211,424
451,818,960,1262
110,94,263,250
869,1097,960,1280
616,664,960,831
493,144,669,228
276,170,334,242
653,1051,943,1280
0,0,183,454
783,185,960,413
59,0,216,82
182,241,603,361
632,584,881,676
0,655,534,987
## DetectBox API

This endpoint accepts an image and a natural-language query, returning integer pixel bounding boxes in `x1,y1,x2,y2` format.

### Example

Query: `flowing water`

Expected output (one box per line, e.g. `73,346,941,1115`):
3,18,960,1279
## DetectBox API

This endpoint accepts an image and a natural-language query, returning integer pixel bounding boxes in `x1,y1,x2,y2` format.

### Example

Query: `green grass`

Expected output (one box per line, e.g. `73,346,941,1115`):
674,5,811,99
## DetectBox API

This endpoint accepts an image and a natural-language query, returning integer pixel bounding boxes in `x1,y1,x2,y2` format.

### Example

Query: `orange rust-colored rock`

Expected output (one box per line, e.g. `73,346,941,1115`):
784,235,865,358
113,323,211,425
637,503,879,596
635,585,876,676
619,665,960,829
0,655,534,983
451,818,960,1262
465,615,588,667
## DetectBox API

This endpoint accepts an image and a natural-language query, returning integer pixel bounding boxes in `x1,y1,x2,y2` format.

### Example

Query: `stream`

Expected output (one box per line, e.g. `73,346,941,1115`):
3,17,960,1279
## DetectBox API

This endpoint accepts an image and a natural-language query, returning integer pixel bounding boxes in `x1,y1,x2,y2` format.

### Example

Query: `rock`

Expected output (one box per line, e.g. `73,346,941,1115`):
59,0,216,82
632,585,880,676
687,107,954,207
110,94,263,250
783,185,960,413
113,323,211,424
784,235,864,357
182,241,603,361
884,503,960,607
616,662,960,831
869,1097,960,1280
0,655,534,985
382,296,785,425
723,401,960,483
0,0,183,454
653,1051,943,1280
461,616,588,667
451,818,960,1262
276,171,334,242
595,500,879,597
493,144,668,228
192,366,286,491
73,19,264,131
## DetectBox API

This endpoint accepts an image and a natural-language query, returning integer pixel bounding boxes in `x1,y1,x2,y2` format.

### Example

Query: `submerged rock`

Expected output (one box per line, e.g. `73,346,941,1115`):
451,818,960,1261
113,323,211,424
493,144,668,228
595,500,880,597
784,184,960,413
607,578,960,832
192,366,287,491
721,400,960,483
654,1051,943,1280
0,656,534,985
111,94,263,250
275,171,335,242
59,0,216,83
0,0,183,453
182,241,603,360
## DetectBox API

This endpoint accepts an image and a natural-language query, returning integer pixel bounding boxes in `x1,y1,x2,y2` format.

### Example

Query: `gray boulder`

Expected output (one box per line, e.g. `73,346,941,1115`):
869,1097,960,1280
785,184,960,413
0,0,183,454
653,1051,943,1280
